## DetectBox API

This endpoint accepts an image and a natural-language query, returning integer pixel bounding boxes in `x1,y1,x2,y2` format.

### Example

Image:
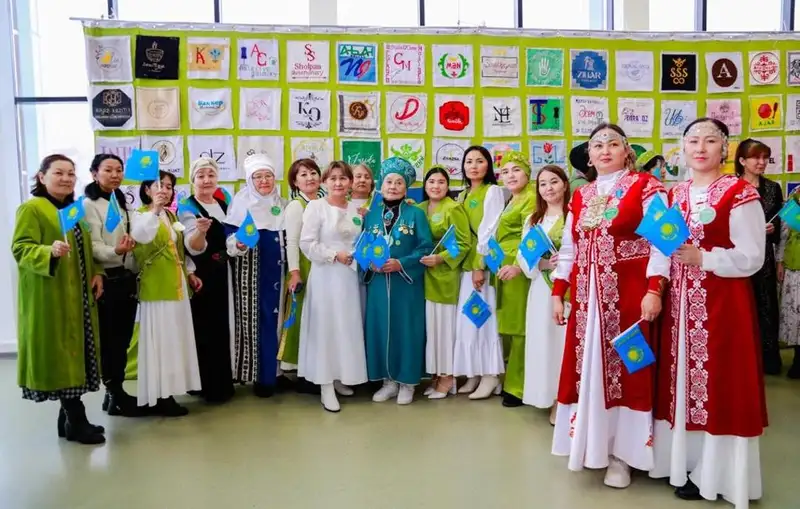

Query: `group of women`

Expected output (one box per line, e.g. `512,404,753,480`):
13,116,783,509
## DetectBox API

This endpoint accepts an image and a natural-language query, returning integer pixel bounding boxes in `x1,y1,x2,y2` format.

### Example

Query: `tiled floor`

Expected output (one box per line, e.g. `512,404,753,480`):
0,353,797,509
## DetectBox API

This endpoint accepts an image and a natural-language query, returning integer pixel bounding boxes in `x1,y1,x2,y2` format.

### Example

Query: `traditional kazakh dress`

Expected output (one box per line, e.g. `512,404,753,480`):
418,197,471,376
362,199,433,384
778,223,800,348
452,183,506,378
279,192,315,370
297,199,367,386
494,187,536,400
651,175,767,508
518,213,567,408
131,208,202,407
13,194,102,402
225,179,287,392
551,169,669,473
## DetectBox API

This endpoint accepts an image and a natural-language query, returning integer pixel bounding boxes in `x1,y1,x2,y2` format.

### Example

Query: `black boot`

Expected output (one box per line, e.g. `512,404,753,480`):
105,384,146,417
295,378,321,395
253,383,276,398
788,347,800,379
501,392,523,408
155,397,189,417
60,399,105,445
674,479,703,500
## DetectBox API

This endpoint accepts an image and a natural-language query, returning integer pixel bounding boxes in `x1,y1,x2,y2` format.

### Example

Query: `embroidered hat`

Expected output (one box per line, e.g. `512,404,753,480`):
243,153,277,180
636,150,660,170
190,157,219,182
380,157,417,188
497,151,531,177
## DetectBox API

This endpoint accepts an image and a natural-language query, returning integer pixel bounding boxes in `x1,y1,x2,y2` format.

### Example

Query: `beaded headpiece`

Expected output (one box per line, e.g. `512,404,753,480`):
497,151,531,177
589,129,628,146
683,120,730,160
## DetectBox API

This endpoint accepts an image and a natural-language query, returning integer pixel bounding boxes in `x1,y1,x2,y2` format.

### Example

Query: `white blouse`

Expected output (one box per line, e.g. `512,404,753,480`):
475,185,508,257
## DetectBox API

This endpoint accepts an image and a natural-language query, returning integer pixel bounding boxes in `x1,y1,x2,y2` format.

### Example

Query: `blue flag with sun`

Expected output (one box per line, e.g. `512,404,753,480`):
438,224,460,258
484,236,504,274
124,149,160,182
353,231,374,271
104,192,122,233
635,198,689,257
461,290,492,329
778,198,800,232
367,234,390,269
59,198,86,235
519,224,554,270
612,321,655,374
235,211,260,249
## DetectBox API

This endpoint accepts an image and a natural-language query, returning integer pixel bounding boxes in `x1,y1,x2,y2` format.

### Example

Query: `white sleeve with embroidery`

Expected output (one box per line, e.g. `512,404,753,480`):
476,186,506,256
284,200,304,272
644,191,671,279
552,212,574,282
701,199,766,278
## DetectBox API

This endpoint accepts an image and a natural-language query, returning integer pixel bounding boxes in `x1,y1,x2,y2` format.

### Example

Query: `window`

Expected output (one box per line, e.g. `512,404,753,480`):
522,0,594,30
16,0,109,97
425,0,516,27
221,0,311,24
115,0,215,23
649,0,695,31
338,0,419,26
706,0,782,31
17,102,95,190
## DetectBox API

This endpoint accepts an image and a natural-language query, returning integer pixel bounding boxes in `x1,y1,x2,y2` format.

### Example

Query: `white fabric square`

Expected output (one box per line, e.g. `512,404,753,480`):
288,89,331,132
85,36,133,83
141,135,185,179
482,97,522,138
187,135,237,182
188,88,233,130
239,88,281,130
237,136,285,180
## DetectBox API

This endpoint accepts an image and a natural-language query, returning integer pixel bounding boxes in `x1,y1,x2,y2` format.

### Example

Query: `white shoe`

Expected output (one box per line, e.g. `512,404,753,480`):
428,378,457,399
603,457,631,489
468,375,501,400
333,381,354,396
321,384,340,413
397,384,415,405
458,377,479,394
372,380,399,402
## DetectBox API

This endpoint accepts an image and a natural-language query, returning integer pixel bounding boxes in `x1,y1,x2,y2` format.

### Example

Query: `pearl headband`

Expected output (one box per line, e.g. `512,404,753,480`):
589,130,628,146
683,121,729,160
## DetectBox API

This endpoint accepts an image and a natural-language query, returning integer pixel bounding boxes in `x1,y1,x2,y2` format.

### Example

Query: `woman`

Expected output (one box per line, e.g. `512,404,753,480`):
453,146,506,399
363,157,433,405
550,123,669,488
650,118,767,508
636,151,667,181
225,154,288,398
567,141,597,191
13,154,105,444
298,161,368,412
735,139,783,375
493,152,537,408
351,163,376,210
180,157,235,403
777,212,800,378
518,164,570,424
131,171,202,416
280,159,322,392
418,166,471,399
83,154,140,417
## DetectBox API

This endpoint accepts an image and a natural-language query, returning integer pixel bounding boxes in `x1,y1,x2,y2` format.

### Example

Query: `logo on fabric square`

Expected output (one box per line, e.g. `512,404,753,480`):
92,88,133,128
438,100,471,132
789,53,800,86
570,50,608,90
527,97,564,135
660,53,697,92
749,51,780,85
337,42,378,85
135,35,179,79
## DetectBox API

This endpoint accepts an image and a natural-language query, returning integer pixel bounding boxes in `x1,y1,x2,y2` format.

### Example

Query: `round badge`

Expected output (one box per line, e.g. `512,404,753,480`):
468,199,479,209
395,239,401,246
431,213,443,223
271,206,281,216
604,207,619,220
352,216,362,226
698,207,716,224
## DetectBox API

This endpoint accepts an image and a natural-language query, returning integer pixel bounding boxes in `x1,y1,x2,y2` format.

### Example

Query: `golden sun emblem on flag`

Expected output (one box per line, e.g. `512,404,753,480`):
489,248,497,258
659,222,678,241
470,305,481,316
627,346,644,362
373,245,384,256
526,239,536,249
140,155,153,168
68,207,78,219
245,224,256,235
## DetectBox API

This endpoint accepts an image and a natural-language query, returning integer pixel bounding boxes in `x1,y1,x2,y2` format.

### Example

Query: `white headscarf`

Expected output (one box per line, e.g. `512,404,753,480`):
225,154,287,230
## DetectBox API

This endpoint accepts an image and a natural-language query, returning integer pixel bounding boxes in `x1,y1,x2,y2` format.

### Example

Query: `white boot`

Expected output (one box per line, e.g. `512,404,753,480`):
603,456,631,489
457,377,479,394
333,380,354,396
397,384,415,405
372,380,399,402
320,384,340,413
468,375,501,400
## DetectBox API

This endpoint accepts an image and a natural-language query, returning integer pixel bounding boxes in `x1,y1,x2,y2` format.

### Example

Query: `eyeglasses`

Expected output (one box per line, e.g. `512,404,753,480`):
252,174,275,182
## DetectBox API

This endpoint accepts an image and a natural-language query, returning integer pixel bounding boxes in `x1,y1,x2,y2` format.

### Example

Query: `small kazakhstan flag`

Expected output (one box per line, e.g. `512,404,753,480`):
484,236,503,274
635,198,689,257
124,149,160,182
235,211,260,249
368,234,390,269
461,290,491,329
59,198,85,235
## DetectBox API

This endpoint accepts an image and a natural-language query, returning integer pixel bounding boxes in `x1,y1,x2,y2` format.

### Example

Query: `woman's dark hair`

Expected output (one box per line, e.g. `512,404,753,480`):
322,160,353,182
734,138,771,177
461,145,497,188
683,117,731,164
569,141,597,183
642,155,666,173
139,171,176,206
530,165,571,226
587,122,636,172
84,153,128,210
422,167,451,202
288,158,321,192
31,154,76,197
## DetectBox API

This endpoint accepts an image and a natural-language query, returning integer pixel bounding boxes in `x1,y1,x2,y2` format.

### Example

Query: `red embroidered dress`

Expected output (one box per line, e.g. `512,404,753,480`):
655,176,768,437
